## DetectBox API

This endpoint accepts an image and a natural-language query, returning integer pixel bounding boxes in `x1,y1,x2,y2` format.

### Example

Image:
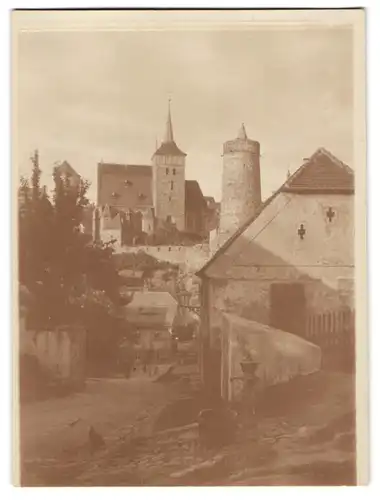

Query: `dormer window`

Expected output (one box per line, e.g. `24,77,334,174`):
111,191,119,198
124,180,133,187
139,193,146,199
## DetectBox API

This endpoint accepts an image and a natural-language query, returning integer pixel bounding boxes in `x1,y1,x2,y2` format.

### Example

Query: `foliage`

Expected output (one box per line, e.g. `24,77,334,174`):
113,250,178,277
19,152,131,372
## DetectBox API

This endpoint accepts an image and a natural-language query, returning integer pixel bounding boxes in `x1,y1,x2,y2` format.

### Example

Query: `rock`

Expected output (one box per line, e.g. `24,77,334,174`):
197,408,238,448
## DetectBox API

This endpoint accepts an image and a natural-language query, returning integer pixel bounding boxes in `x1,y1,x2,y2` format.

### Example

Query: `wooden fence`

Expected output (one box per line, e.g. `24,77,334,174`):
305,308,355,372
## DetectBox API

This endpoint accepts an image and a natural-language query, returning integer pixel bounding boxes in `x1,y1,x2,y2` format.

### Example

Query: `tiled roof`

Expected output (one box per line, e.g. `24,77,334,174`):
196,147,354,277
283,148,354,193
98,163,153,208
185,180,206,211
153,141,186,157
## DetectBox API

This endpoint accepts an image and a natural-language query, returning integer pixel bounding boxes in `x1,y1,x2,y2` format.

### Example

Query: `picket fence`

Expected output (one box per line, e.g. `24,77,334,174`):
304,308,355,372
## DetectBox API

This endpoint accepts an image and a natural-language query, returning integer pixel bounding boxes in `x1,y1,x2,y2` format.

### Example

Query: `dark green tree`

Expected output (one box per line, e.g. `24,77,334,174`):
19,152,131,374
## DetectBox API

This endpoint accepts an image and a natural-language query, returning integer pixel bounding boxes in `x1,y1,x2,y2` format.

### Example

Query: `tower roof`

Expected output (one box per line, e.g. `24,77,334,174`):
153,100,186,157
237,123,248,140
165,100,174,143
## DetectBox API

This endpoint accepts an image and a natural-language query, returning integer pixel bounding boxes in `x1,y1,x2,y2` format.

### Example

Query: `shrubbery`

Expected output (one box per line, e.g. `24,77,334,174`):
19,152,132,376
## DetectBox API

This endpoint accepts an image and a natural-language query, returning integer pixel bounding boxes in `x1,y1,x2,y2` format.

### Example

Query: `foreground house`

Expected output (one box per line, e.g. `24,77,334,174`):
196,148,355,396
124,290,178,362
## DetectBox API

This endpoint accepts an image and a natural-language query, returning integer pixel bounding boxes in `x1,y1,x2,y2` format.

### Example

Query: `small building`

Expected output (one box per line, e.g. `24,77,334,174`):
196,147,355,396
119,269,145,291
185,180,208,238
124,290,178,361
204,197,220,233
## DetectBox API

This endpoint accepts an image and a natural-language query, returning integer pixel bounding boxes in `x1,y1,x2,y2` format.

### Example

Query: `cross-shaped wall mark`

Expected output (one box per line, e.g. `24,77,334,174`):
298,224,306,240
326,207,335,222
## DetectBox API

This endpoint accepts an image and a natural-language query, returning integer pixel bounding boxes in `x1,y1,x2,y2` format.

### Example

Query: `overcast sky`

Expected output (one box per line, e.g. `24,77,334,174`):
17,27,353,201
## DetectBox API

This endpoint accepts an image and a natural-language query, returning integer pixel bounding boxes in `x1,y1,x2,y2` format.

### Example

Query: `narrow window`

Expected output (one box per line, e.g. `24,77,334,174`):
171,181,174,190
166,168,169,175
173,168,176,175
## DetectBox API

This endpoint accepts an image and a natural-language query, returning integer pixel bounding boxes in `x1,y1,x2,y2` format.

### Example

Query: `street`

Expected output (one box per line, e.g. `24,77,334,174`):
19,369,356,486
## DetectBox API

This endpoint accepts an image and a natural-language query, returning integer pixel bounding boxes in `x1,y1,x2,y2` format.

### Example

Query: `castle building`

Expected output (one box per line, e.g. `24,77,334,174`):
96,103,215,246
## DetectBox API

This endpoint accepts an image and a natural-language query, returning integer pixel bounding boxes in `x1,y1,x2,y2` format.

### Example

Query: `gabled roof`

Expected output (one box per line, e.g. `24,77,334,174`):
98,163,153,208
185,180,206,211
124,291,178,328
196,148,354,277
153,141,186,157
282,147,354,193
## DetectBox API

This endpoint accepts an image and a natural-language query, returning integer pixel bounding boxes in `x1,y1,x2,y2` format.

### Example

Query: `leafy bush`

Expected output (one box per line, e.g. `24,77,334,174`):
19,152,132,376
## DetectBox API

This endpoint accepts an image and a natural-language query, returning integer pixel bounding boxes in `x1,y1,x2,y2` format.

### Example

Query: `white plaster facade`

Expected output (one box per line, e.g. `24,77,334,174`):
202,191,354,349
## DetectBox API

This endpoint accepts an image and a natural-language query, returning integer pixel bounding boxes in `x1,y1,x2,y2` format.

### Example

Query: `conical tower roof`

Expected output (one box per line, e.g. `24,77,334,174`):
153,100,186,157
237,123,248,140
164,100,174,143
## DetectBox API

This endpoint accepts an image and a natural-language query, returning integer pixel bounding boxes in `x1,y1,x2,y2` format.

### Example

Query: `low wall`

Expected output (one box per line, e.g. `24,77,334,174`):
20,326,86,388
221,313,321,402
115,244,210,271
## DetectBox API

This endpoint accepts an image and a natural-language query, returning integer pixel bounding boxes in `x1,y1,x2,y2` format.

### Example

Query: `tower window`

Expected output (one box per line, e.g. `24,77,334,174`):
173,168,176,175
171,181,174,190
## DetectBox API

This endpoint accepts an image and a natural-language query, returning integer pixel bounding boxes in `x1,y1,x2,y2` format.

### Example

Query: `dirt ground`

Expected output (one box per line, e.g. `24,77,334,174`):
19,369,356,486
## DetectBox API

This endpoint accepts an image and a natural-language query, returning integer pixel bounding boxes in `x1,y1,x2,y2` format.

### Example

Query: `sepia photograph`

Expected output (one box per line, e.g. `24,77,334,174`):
12,9,367,487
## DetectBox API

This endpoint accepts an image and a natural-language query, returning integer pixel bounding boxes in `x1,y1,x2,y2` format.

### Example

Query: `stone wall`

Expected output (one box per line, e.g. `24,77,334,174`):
114,244,210,272
101,228,122,246
221,313,321,402
20,326,86,388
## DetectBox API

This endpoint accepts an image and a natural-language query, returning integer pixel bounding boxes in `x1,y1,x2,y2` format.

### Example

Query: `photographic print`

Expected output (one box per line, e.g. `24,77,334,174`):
12,9,367,486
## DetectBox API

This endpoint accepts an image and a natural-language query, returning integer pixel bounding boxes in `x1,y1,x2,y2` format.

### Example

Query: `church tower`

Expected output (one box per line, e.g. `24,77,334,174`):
219,124,262,245
152,101,186,231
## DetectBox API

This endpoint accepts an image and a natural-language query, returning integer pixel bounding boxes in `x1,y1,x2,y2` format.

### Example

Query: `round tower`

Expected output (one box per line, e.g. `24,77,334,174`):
219,124,262,244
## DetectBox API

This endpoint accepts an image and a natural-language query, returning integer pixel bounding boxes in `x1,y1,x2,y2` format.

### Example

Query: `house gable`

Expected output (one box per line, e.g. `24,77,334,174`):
197,148,355,279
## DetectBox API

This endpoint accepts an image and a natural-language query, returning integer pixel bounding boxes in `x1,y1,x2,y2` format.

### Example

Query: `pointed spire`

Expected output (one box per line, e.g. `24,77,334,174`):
164,98,174,143
237,123,247,140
